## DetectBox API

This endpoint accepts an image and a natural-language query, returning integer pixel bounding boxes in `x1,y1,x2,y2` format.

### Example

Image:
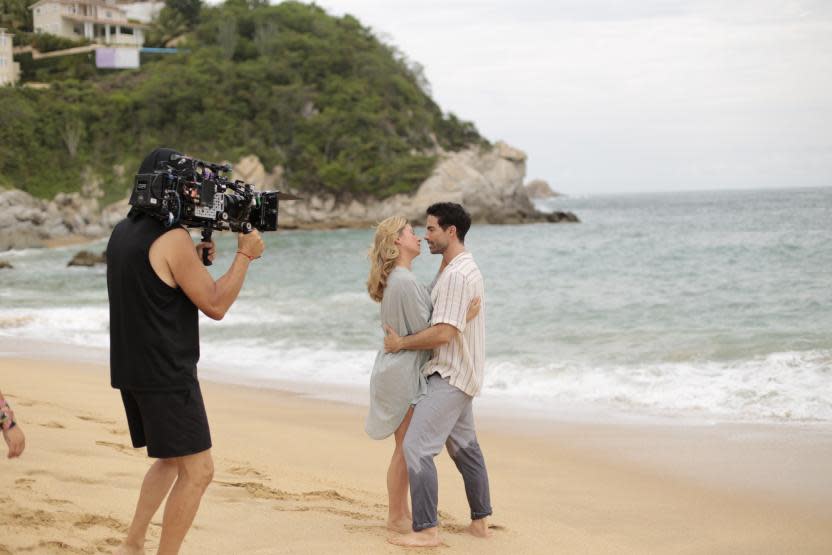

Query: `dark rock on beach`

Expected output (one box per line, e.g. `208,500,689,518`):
68,250,106,267
0,260,12,270
545,211,580,223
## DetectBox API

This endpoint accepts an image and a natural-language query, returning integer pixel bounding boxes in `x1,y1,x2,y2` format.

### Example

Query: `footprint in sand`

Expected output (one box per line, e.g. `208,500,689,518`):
443,522,507,535
37,421,65,429
96,440,140,456
218,481,378,521
6,508,56,529
25,469,103,486
343,523,390,536
73,513,128,533
42,496,74,507
14,478,36,490
78,415,116,425
226,465,266,478
277,505,378,521
219,481,357,504
437,510,457,522
19,540,89,554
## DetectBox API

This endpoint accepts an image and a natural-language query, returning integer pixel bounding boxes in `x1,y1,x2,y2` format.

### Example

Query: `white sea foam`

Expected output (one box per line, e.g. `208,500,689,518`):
0,307,110,349
482,351,832,422
0,304,830,423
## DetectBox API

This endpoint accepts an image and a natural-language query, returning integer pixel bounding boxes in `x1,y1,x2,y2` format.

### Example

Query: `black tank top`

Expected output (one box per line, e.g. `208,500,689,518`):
106,212,199,390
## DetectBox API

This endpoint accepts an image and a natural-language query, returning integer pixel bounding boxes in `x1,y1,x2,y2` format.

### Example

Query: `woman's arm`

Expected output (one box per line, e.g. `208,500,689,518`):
466,297,481,322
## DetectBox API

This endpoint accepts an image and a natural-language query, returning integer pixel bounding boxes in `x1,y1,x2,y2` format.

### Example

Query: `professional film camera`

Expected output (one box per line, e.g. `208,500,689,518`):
129,152,298,265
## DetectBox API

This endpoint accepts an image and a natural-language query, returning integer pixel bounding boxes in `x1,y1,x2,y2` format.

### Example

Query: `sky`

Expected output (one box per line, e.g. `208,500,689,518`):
231,1,832,194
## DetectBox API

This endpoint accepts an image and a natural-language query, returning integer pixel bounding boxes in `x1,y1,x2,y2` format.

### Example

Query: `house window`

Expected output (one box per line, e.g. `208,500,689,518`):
120,26,134,35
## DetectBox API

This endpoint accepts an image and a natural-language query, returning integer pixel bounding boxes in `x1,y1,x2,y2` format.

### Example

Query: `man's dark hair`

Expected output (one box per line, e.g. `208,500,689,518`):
426,202,472,243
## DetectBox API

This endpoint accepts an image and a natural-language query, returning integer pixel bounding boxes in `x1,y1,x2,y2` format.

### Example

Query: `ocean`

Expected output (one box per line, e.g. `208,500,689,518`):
1,187,830,423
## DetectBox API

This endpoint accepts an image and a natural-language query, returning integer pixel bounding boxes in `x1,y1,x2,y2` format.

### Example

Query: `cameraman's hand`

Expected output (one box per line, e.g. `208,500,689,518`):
3,425,25,458
238,230,265,260
196,240,216,264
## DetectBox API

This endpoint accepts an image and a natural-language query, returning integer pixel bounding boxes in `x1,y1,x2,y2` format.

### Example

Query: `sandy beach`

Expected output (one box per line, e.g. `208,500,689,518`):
1,352,831,554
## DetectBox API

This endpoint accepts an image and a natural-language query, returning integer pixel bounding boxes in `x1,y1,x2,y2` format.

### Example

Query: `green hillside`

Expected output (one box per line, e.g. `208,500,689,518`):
0,0,485,202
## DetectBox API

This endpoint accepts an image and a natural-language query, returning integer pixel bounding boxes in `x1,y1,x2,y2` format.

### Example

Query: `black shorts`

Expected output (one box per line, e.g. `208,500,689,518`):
120,384,212,459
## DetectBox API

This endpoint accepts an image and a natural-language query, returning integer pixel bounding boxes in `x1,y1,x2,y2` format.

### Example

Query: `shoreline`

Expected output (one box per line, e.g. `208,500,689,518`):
0,354,830,553
3,334,830,428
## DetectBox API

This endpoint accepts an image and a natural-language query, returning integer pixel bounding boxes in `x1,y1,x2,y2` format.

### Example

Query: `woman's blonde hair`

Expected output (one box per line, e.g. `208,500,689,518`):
367,215,408,302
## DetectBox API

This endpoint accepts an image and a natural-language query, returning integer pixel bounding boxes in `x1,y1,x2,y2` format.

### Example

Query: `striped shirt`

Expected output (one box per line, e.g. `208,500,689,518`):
422,251,486,397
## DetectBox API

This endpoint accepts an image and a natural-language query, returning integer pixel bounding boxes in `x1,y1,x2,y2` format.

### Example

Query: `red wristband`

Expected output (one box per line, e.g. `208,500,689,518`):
236,250,255,261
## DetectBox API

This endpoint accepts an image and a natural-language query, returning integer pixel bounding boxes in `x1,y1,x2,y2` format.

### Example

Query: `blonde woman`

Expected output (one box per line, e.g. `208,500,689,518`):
366,215,480,533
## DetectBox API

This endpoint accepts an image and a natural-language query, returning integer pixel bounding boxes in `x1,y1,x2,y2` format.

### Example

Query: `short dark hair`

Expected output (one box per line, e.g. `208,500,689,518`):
426,202,471,243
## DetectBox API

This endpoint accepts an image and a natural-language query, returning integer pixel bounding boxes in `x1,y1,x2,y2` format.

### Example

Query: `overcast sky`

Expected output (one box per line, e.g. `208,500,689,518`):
276,1,832,193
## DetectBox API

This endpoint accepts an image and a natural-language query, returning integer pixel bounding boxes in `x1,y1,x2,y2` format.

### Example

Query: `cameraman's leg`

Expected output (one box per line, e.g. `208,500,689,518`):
118,385,213,554
158,449,214,555
117,390,179,554
118,458,179,554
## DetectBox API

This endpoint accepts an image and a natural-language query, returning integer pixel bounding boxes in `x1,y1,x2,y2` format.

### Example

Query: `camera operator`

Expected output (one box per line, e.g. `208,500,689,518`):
107,148,265,555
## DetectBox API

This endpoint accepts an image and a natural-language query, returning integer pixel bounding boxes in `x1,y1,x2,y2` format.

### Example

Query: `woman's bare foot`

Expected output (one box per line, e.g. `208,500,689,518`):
387,517,412,534
387,526,442,547
466,518,493,538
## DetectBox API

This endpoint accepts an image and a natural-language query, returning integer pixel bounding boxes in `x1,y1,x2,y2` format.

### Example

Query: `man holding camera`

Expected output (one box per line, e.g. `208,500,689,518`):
108,149,265,555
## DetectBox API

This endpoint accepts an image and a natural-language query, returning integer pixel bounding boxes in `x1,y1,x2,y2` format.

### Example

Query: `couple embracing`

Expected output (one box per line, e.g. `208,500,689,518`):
365,202,493,548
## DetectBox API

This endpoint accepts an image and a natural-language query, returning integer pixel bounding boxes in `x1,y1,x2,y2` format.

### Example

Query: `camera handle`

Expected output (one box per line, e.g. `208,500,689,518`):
201,228,213,267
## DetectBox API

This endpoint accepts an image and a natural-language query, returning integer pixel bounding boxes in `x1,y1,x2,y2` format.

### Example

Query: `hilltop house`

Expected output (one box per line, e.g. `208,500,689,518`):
0,28,21,86
30,0,146,46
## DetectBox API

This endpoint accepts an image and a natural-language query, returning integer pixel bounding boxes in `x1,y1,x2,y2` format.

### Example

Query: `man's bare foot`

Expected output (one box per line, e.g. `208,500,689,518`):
387,526,442,547
466,518,493,538
113,541,144,554
386,517,412,534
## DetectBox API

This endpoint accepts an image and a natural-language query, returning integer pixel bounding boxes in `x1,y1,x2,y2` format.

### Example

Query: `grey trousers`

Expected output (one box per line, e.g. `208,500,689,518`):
403,373,492,531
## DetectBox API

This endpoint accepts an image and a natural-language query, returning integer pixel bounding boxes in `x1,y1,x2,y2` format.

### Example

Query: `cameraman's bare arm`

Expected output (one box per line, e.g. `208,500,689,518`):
152,229,263,320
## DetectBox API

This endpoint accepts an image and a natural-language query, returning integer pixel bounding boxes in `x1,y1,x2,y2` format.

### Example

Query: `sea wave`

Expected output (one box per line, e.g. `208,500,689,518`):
1,308,830,422
483,350,832,422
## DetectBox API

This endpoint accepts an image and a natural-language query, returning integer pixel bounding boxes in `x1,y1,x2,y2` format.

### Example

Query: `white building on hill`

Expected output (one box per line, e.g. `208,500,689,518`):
30,0,147,46
0,28,21,86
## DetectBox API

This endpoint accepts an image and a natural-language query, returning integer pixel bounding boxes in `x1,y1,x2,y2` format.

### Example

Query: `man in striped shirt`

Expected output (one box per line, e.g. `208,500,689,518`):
384,202,492,547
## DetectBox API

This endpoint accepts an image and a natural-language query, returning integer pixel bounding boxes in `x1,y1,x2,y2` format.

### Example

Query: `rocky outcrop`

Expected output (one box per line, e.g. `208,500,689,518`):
525,179,559,199
68,250,106,267
254,141,578,229
0,186,106,250
0,141,578,250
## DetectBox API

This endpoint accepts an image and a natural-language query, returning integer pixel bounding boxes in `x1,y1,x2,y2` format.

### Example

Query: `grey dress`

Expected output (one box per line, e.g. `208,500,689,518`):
365,267,431,440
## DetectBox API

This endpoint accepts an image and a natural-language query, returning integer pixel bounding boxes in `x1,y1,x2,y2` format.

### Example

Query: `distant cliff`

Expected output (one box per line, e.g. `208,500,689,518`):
0,141,578,250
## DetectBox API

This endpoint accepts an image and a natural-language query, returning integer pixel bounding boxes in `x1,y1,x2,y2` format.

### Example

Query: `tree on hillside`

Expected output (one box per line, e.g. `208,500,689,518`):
145,0,203,47
0,0,34,32
166,0,202,27
0,1,486,201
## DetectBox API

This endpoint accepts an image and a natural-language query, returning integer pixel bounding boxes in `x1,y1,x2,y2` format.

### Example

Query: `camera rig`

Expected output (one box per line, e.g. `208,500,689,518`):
129,152,298,265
